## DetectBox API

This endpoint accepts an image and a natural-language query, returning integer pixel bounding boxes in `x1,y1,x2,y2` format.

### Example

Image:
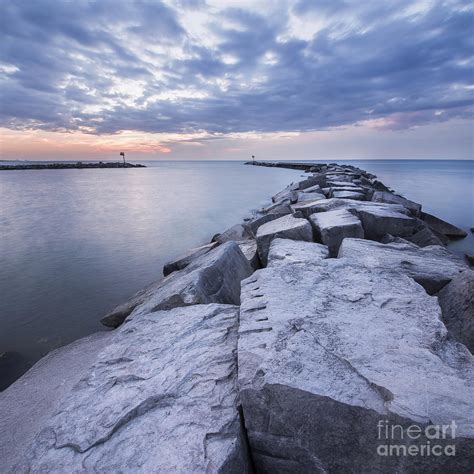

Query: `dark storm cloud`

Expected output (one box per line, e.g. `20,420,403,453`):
0,0,472,135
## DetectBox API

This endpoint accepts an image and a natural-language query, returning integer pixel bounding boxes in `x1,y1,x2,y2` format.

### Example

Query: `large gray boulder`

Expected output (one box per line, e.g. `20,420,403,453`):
294,198,415,239
372,190,422,216
255,214,313,266
245,212,288,236
357,205,415,239
339,238,467,294
163,242,218,276
260,200,292,215
290,199,333,218
16,304,249,473
0,332,111,473
309,209,364,256
101,241,253,327
438,271,474,353
421,212,468,238
214,223,253,243
409,217,450,247
272,188,298,204
297,175,324,190
267,238,329,267
238,256,474,473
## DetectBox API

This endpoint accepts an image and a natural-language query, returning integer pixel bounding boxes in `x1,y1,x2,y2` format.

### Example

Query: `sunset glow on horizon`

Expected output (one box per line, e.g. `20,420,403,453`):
1,0,473,161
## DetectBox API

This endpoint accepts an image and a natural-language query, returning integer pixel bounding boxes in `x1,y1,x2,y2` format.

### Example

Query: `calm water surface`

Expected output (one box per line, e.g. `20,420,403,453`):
0,160,473,389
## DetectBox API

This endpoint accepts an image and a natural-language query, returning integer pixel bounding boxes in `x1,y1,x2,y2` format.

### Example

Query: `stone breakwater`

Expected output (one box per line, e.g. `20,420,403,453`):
1,163,473,473
0,161,146,170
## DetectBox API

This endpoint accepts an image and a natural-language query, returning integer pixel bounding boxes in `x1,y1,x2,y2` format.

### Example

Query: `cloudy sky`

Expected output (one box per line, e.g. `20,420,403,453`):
0,0,473,160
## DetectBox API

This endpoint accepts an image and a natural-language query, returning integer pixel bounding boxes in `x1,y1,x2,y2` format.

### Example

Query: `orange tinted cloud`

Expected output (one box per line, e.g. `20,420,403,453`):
0,128,172,159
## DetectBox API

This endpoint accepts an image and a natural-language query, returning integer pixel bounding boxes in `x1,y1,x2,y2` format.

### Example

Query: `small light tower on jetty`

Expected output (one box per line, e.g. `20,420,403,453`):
252,155,255,164
120,152,125,166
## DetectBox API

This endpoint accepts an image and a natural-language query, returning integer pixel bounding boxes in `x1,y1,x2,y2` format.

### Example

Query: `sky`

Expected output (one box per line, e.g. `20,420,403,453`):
0,0,473,161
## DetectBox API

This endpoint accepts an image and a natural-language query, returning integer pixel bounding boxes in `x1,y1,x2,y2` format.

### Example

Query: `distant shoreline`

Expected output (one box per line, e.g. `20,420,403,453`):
0,162,146,170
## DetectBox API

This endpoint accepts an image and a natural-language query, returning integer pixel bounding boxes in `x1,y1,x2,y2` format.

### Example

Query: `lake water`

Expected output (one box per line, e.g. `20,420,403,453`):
0,160,473,389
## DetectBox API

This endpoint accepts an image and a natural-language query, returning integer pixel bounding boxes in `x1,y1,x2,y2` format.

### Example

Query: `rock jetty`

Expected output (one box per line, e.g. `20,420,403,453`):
0,161,146,170
1,162,473,473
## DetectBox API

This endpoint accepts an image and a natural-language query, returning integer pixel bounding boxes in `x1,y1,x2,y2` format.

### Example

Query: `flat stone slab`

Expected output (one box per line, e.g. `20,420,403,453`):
163,242,218,276
372,191,421,216
267,238,329,267
290,199,332,218
16,304,248,473
339,238,467,294
0,332,112,472
239,259,474,472
326,180,360,188
256,214,313,266
331,190,366,200
101,241,253,327
301,184,322,193
438,270,474,352
309,209,364,256
296,191,326,202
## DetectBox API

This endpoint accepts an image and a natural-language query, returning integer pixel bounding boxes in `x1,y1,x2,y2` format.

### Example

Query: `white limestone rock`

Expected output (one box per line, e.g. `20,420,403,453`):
267,238,329,267
255,214,313,266
238,258,474,473
309,209,364,256
101,241,253,327
16,304,249,473
339,238,467,294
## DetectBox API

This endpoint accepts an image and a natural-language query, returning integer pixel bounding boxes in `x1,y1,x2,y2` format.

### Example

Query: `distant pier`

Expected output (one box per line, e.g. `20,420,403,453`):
244,160,323,172
0,162,146,171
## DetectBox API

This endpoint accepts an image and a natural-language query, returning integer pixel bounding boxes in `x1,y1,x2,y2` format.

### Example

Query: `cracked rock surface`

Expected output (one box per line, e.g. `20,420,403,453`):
17,304,248,473
339,238,468,294
238,249,474,472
